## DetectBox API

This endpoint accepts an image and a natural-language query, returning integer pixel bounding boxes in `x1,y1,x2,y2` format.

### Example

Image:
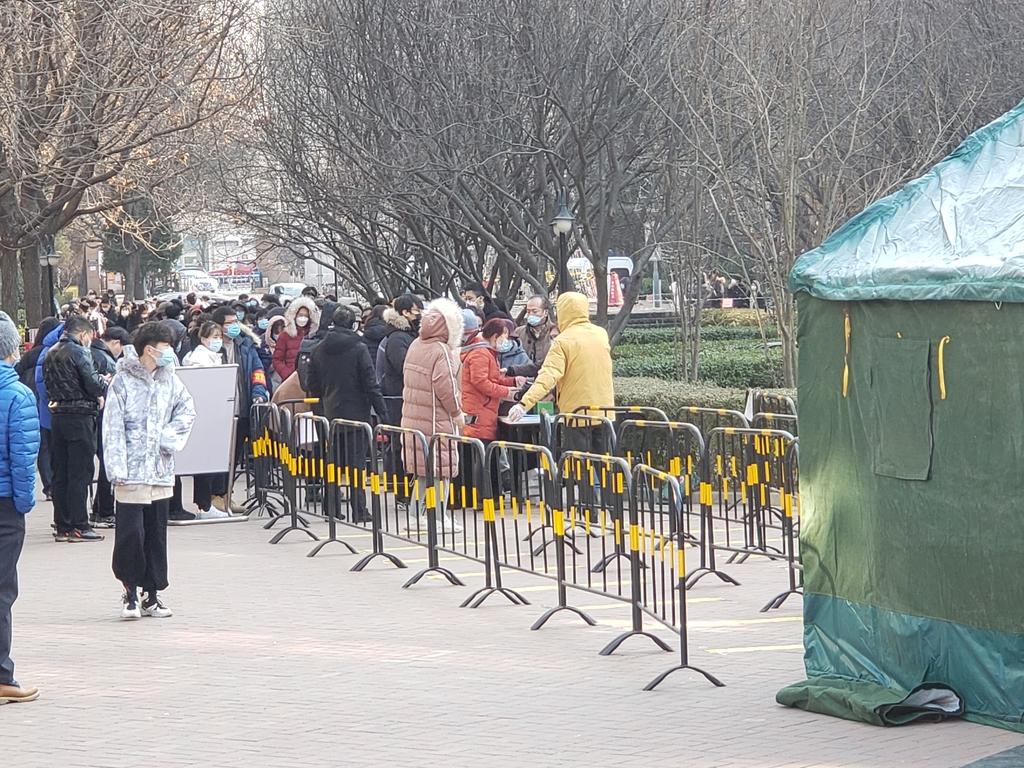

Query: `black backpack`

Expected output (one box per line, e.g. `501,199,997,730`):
295,333,323,393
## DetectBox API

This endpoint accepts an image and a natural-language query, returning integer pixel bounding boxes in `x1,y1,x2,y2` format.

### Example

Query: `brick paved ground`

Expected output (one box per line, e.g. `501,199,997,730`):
4,491,1020,767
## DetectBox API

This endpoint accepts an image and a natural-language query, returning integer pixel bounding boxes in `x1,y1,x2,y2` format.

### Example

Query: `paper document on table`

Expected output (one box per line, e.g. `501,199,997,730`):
500,414,540,425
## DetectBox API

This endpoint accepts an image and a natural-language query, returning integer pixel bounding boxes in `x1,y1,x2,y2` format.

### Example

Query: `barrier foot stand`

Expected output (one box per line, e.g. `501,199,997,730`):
592,551,645,574
269,524,321,545
684,567,740,590
350,551,407,571
402,566,466,589
462,586,529,609
531,538,583,558
307,538,359,558
760,587,803,613
643,664,725,691
530,605,597,631
599,630,673,656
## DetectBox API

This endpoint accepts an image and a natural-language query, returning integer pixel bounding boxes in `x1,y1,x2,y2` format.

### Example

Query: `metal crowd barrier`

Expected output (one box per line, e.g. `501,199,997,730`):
753,411,798,437
634,465,724,690
244,402,806,689
697,427,797,593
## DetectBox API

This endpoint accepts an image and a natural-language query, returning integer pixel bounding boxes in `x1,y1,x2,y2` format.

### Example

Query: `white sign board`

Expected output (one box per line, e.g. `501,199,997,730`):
174,364,238,475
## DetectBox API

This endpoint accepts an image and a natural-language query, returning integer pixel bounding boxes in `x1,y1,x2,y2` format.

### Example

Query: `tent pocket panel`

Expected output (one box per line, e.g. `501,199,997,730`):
868,337,932,480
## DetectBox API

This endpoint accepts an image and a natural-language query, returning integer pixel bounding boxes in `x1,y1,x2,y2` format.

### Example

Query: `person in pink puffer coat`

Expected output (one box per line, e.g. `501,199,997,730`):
400,298,464,532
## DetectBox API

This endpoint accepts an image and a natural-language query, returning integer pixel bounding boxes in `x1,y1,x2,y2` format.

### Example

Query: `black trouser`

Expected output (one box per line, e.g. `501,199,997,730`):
37,427,53,496
50,413,97,533
93,426,114,519
0,499,25,686
112,499,169,594
192,473,228,511
340,432,369,520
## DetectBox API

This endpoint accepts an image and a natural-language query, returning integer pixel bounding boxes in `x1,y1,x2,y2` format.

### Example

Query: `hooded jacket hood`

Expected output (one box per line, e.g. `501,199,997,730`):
265,314,287,346
282,296,321,337
420,298,464,351
555,292,590,331
383,307,411,332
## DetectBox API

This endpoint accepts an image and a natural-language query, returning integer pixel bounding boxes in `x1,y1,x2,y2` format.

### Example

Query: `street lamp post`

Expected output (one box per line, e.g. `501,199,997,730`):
551,187,574,294
38,250,61,316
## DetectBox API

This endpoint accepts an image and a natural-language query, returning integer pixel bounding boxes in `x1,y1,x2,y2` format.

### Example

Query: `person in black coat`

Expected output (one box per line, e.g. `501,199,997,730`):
382,294,422,406
360,304,389,361
89,327,128,527
305,306,388,522
41,315,108,540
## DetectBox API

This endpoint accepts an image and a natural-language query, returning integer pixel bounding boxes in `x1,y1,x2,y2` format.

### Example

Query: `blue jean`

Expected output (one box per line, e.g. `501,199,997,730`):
0,497,26,686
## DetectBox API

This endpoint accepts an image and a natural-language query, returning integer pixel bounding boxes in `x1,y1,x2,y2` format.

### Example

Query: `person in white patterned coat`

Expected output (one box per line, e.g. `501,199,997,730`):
103,322,196,620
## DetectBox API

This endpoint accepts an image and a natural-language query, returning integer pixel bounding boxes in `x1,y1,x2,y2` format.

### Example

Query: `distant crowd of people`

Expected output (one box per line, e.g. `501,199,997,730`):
0,279,616,705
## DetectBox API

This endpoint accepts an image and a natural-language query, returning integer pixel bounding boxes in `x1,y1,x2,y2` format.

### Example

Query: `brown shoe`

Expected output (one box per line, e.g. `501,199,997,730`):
210,495,226,512
0,683,40,704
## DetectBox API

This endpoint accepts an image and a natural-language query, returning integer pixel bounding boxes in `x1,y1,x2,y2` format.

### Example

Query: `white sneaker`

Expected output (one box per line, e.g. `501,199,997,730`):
121,590,141,620
194,508,231,520
142,594,173,618
404,516,430,534
440,513,464,534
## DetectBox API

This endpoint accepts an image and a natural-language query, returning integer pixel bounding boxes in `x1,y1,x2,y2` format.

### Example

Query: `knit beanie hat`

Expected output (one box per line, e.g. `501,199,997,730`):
0,311,20,360
461,308,480,332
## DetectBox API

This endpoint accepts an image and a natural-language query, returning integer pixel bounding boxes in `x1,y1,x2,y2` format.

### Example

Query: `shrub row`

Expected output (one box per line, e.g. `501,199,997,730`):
618,325,778,345
613,377,796,416
613,340,784,389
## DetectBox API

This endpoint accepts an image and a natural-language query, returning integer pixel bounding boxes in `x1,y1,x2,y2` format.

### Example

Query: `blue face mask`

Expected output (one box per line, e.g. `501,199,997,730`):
497,339,513,354
151,346,176,367
257,318,269,330
526,315,543,327
235,311,245,322
248,300,258,307
208,338,223,353
225,323,241,338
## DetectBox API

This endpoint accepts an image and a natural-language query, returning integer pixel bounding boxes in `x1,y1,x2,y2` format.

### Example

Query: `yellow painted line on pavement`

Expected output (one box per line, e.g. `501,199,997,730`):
705,644,803,654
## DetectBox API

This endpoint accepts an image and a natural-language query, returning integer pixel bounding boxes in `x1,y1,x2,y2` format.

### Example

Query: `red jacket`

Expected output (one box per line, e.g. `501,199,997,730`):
272,324,308,381
460,336,515,441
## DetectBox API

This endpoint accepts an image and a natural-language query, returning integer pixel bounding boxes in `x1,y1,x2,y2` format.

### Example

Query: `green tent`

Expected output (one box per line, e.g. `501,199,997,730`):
780,99,1024,732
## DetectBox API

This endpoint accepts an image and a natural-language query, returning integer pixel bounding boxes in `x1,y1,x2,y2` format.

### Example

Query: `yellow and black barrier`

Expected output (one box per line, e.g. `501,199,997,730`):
268,412,326,546
244,405,798,686
760,439,801,612
308,418,376,559
692,427,797,590
246,403,287,519
635,464,725,690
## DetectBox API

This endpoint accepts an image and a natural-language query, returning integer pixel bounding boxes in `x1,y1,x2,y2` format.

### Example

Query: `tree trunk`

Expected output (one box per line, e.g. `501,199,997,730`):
124,245,139,301
20,248,43,327
777,293,797,387
0,246,20,321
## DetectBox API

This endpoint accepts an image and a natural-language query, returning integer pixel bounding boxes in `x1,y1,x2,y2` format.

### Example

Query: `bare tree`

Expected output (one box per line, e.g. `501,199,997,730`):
0,0,252,323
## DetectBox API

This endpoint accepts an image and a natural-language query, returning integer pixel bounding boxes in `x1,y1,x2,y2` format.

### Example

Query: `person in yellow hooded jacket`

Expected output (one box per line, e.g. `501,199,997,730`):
507,292,614,453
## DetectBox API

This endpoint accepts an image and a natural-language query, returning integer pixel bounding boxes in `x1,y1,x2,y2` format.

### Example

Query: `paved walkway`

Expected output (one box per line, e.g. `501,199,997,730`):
5,498,1021,767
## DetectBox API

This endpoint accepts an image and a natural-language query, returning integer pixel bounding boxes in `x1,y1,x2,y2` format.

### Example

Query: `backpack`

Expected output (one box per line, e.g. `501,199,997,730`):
295,333,323,393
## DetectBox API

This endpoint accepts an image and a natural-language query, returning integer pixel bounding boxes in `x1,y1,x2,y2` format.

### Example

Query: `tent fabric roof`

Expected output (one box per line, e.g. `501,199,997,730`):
790,98,1024,302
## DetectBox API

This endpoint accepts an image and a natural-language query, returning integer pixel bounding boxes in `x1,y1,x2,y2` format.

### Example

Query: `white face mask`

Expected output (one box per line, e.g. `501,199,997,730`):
296,315,309,327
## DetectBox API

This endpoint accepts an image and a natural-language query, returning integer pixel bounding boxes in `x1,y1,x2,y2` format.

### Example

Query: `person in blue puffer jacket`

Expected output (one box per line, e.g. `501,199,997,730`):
0,311,40,705
32,321,63,501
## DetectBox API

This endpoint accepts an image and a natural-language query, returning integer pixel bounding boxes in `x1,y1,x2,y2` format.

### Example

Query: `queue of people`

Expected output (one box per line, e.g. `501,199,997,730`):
0,279,611,707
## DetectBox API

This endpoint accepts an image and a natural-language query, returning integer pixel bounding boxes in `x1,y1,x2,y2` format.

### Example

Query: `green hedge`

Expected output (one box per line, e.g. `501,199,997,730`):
618,325,778,345
613,340,784,388
614,377,796,416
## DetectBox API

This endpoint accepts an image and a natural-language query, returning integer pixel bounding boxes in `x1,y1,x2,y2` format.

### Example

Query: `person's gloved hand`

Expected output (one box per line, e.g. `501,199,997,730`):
506,404,527,423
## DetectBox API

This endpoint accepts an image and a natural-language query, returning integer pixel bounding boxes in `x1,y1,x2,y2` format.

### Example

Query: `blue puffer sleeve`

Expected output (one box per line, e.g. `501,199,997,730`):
9,386,40,513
